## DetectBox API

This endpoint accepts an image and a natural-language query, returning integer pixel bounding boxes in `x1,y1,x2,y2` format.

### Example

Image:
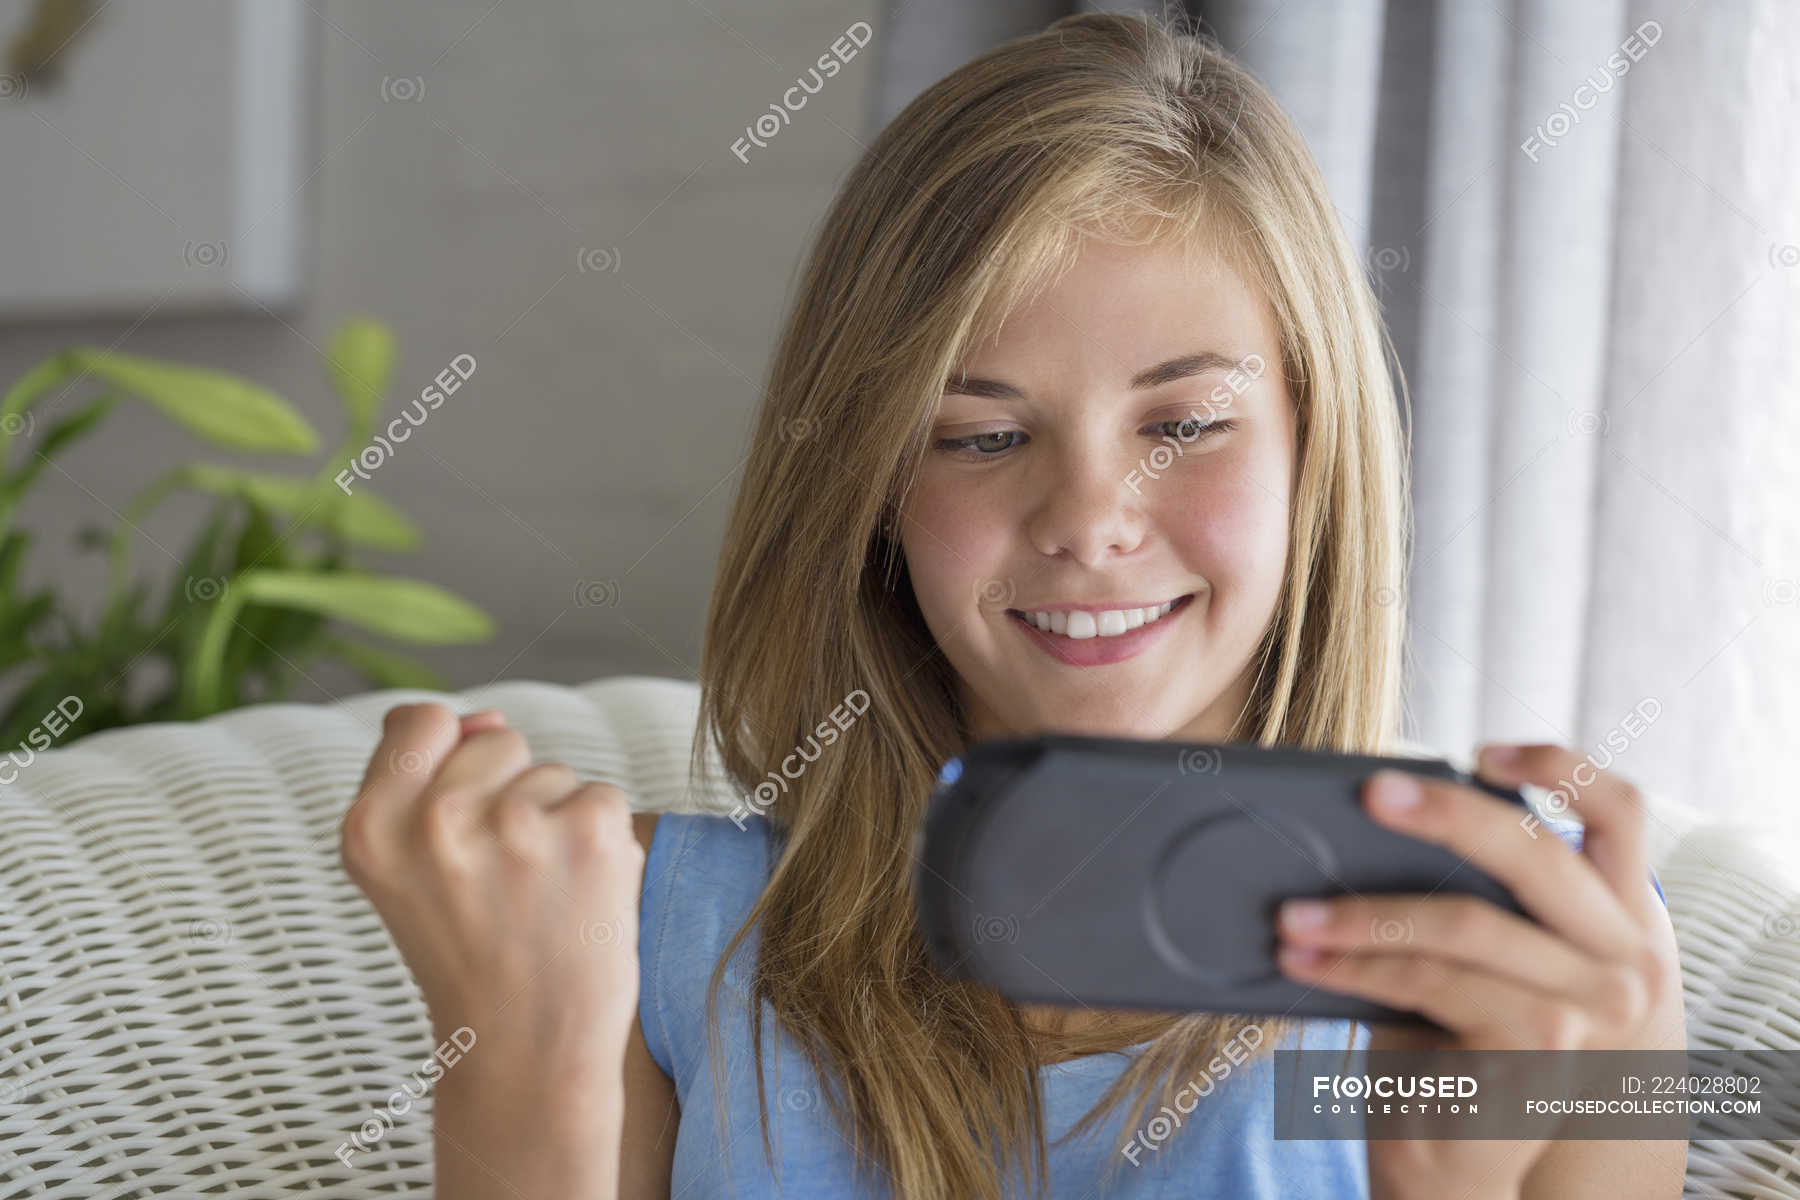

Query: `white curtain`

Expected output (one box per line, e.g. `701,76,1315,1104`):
874,0,1800,846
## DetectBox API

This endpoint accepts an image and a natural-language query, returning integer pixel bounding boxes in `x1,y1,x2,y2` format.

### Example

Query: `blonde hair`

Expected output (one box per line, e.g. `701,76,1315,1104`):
690,9,1410,1197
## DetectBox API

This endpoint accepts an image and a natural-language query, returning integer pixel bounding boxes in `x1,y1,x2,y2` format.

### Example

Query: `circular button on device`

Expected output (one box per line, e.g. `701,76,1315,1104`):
1144,811,1340,984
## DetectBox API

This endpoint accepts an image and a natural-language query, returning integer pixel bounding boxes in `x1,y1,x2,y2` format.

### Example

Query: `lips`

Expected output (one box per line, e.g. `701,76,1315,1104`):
1007,592,1196,667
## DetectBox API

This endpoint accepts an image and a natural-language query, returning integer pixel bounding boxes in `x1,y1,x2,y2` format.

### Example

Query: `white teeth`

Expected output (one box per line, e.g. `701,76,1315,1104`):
1022,598,1180,640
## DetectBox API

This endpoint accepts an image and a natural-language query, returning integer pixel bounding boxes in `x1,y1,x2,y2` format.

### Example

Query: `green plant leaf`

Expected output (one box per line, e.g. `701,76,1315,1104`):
0,529,29,609
230,499,283,572
8,589,58,652
0,392,122,507
177,463,419,550
66,349,318,454
326,319,396,431
0,670,84,751
160,498,235,629
0,579,54,671
234,570,495,643
182,569,492,716
0,351,76,421
323,635,445,690
244,607,327,676
221,503,284,686
96,579,151,653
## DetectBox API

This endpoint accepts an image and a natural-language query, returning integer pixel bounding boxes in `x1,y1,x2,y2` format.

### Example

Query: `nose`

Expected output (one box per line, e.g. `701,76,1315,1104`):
1025,440,1147,563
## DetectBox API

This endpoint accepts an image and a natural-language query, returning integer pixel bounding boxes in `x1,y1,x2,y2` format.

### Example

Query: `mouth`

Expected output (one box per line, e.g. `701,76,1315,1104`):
1004,593,1196,667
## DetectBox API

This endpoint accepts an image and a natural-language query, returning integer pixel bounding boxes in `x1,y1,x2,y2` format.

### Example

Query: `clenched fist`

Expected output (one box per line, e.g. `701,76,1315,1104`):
339,703,645,1081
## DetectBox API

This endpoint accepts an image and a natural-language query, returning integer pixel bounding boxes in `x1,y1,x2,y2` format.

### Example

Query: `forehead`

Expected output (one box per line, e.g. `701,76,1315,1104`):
959,232,1278,373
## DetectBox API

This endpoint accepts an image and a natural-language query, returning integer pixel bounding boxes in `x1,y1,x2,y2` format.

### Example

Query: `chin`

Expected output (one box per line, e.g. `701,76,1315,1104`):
1037,707,1189,741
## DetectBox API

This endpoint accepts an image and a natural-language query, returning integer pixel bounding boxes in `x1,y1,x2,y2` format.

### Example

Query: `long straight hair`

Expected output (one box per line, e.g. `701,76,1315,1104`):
689,10,1410,1197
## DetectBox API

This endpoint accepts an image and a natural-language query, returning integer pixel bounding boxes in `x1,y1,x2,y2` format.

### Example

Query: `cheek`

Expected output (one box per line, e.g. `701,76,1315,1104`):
900,478,1013,611
1160,456,1291,587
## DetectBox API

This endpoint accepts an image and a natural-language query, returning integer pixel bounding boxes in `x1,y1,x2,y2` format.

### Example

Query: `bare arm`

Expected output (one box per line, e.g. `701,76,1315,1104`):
1519,903,1689,1200
620,813,679,1198
342,706,667,1200
434,1059,627,1199
428,813,678,1200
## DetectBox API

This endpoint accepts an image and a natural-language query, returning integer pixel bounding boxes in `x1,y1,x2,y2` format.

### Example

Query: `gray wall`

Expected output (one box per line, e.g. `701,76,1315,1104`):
0,0,882,706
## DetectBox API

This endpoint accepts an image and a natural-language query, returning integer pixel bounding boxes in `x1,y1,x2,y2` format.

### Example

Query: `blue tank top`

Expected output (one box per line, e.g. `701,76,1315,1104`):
638,810,1664,1196
638,811,1375,1197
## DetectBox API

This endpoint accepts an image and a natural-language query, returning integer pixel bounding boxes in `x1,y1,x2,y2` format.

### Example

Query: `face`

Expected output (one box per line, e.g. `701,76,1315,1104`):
897,233,1296,744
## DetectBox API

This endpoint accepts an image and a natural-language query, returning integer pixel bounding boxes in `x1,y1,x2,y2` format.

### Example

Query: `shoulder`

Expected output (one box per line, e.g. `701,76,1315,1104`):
636,810,781,1080
641,809,781,894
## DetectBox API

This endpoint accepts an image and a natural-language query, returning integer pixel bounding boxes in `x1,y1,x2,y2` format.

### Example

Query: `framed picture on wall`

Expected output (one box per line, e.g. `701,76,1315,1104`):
0,0,311,318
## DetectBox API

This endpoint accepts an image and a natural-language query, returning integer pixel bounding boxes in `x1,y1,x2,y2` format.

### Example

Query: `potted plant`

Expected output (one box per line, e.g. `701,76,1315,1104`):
0,317,494,747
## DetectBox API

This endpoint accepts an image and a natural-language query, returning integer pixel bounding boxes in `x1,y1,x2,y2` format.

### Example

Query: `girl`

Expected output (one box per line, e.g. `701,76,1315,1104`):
344,10,1686,1199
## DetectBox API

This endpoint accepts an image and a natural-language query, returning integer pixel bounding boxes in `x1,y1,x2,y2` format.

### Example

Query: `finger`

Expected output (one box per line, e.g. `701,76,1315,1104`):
545,783,641,873
417,726,536,825
459,709,508,736
1277,946,1587,1049
486,762,580,838
1475,743,1655,921
1278,894,1599,1000
1363,769,1640,961
359,703,464,814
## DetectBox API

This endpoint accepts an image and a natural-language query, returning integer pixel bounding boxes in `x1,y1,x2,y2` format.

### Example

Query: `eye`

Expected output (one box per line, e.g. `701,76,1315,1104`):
933,430,1027,457
930,418,1235,460
1149,416,1235,441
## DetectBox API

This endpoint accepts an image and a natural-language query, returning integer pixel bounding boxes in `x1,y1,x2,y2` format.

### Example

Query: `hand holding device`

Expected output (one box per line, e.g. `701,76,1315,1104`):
912,733,1534,1028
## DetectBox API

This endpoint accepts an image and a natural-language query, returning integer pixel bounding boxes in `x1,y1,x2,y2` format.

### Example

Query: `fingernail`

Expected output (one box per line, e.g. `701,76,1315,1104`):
1280,899,1330,930
1477,747,1522,783
1369,770,1421,811
1480,744,1520,769
1279,944,1325,968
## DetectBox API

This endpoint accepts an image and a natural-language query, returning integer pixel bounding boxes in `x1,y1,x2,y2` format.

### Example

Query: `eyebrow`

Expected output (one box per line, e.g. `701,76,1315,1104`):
942,351,1248,400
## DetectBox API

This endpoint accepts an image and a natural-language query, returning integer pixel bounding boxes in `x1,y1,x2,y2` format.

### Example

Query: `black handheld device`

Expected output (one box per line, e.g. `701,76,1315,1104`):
912,733,1534,1029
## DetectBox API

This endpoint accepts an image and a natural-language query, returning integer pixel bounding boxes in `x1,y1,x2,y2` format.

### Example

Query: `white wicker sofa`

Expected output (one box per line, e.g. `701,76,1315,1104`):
0,675,1795,1197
